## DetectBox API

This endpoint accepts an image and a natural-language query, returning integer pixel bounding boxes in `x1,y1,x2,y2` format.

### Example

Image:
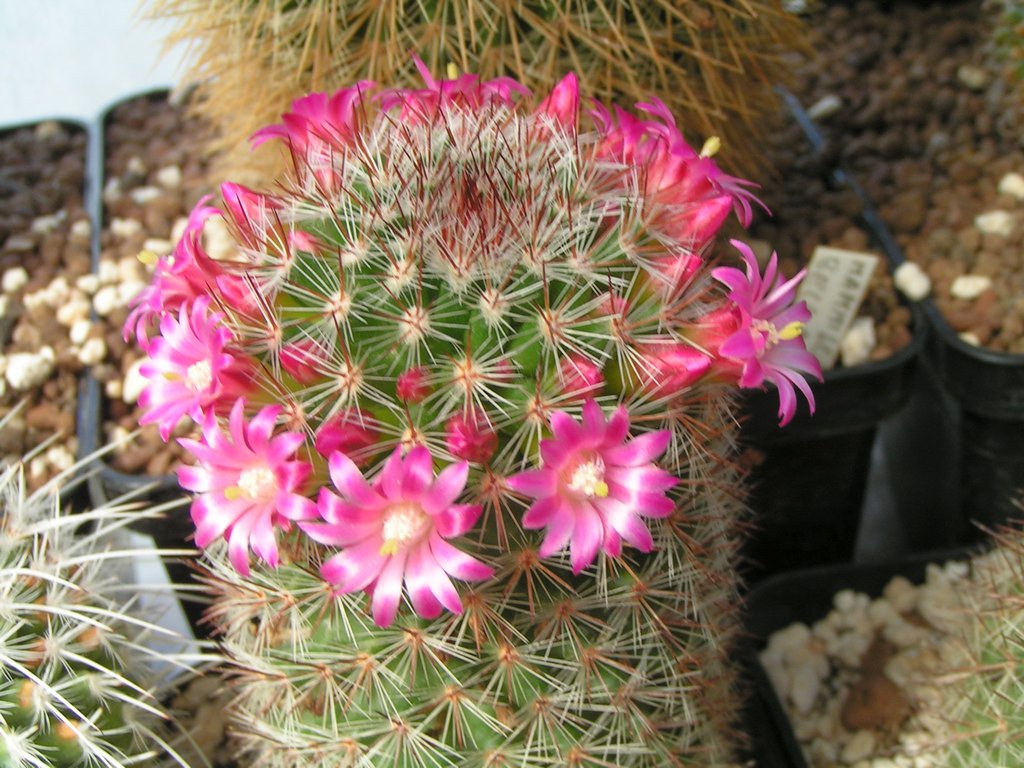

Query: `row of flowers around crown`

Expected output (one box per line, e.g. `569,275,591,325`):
123,63,822,628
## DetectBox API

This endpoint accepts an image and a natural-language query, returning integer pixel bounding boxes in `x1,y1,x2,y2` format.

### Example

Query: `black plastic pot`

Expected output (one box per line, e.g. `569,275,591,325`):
738,92,927,582
84,90,185,510
741,546,978,768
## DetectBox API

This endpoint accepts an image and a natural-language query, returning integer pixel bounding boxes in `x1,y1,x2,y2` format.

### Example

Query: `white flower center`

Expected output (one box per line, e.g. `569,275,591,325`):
236,466,278,500
380,504,430,555
751,319,804,353
569,457,609,498
186,360,213,391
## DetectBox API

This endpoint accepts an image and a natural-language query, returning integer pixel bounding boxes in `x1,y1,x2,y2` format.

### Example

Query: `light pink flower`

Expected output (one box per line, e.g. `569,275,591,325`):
507,399,678,574
710,240,823,425
178,401,318,576
138,297,252,440
378,56,529,124
557,354,605,401
302,446,493,627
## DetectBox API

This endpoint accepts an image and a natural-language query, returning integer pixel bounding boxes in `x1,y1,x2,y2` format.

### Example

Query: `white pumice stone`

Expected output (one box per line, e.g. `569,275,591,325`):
807,94,842,120
156,164,182,189
70,218,92,240
97,259,120,285
1,267,28,294
92,286,121,316
118,255,146,283
30,212,64,234
126,155,148,177
203,215,235,260
105,378,123,400
882,575,918,613
110,217,144,240
956,63,989,90
22,290,49,312
950,274,993,299
75,274,100,294
997,171,1024,199
77,337,107,366
974,209,1015,237
103,177,123,204
56,297,91,327
123,358,148,404
958,331,981,346
142,237,173,257
840,316,877,367
789,666,821,715
118,280,148,305
45,445,75,471
893,261,931,300
45,276,70,306
5,348,55,391
841,730,876,764
3,235,34,252
130,186,163,205
69,319,92,346
171,216,190,243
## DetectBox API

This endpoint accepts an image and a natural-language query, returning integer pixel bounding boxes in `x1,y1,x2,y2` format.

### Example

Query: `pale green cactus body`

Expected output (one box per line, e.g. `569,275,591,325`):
0,465,201,768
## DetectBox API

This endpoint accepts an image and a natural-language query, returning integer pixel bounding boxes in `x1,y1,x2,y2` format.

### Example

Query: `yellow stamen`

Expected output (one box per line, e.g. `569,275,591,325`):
779,321,804,340
594,481,609,498
224,486,242,501
380,540,399,556
700,136,721,158
138,249,159,266
446,62,460,80
163,372,181,381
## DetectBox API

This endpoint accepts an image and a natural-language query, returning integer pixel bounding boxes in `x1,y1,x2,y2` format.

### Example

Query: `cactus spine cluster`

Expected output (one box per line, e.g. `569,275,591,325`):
943,524,1024,765
0,463,198,768
145,0,807,179
127,67,820,767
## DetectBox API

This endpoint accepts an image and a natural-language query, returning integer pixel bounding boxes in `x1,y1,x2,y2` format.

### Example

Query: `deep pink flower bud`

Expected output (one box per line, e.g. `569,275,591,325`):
445,411,497,464
396,366,432,403
281,339,329,384
649,251,702,296
221,182,280,248
537,73,579,130
315,409,380,463
636,341,712,397
558,354,604,400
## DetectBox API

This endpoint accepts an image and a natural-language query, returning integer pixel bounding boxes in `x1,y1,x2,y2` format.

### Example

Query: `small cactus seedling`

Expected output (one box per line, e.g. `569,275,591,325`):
127,66,821,766
0,460,203,768
144,0,809,180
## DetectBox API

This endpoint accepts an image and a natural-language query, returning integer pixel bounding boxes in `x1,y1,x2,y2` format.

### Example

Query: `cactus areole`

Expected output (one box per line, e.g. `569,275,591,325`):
127,62,821,766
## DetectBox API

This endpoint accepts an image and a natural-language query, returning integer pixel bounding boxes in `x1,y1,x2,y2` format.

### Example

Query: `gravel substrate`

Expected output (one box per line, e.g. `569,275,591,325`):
786,0,1024,354
92,92,216,477
0,121,93,488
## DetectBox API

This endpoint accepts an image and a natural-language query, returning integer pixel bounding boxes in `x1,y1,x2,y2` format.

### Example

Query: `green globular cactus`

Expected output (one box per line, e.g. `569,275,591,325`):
126,67,821,767
943,524,1024,766
0,462,201,768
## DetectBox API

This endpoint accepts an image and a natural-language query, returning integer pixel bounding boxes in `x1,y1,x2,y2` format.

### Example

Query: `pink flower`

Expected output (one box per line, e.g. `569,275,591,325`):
378,56,529,124
507,399,678,574
251,82,374,155
445,410,498,465
634,341,712,398
221,182,281,250
280,338,330,384
537,73,580,131
138,297,252,440
178,401,318,576
315,408,381,464
302,446,493,627
710,240,823,425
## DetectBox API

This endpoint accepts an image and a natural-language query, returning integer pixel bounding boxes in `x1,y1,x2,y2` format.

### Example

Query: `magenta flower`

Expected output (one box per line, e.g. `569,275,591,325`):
314,408,381,464
302,446,493,627
506,399,678,574
178,401,319,576
445,410,498,465
710,240,823,425
138,297,251,440
557,354,605,401
634,340,712,398
379,56,529,123
251,82,373,155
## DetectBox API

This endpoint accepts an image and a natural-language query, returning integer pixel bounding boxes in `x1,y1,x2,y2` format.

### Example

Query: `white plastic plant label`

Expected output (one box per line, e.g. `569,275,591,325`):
796,246,880,370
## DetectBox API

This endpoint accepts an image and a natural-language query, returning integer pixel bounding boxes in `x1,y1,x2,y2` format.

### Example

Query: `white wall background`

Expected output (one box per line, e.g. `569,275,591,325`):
0,0,187,125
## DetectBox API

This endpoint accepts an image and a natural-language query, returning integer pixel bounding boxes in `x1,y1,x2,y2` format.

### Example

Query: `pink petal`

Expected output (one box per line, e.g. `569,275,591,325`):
580,399,606,443
434,503,482,539
328,452,380,507
316,487,383,526
613,488,676,518
430,533,493,581
603,406,630,447
596,496,655,552
569,502,603,574
321,537,386,593
404,545,443,619
549,410,584,445
505,468,557,499
538,504,575,558
422,461,469,516
249,511,279,568
275,491,319,522
539,438,571,470
401,445,434,499
190,495,233,548
521,495,562,529
605,465,678,493
227,511,257,577
371,550,408,627
604,430,671,467
380,446,405,501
